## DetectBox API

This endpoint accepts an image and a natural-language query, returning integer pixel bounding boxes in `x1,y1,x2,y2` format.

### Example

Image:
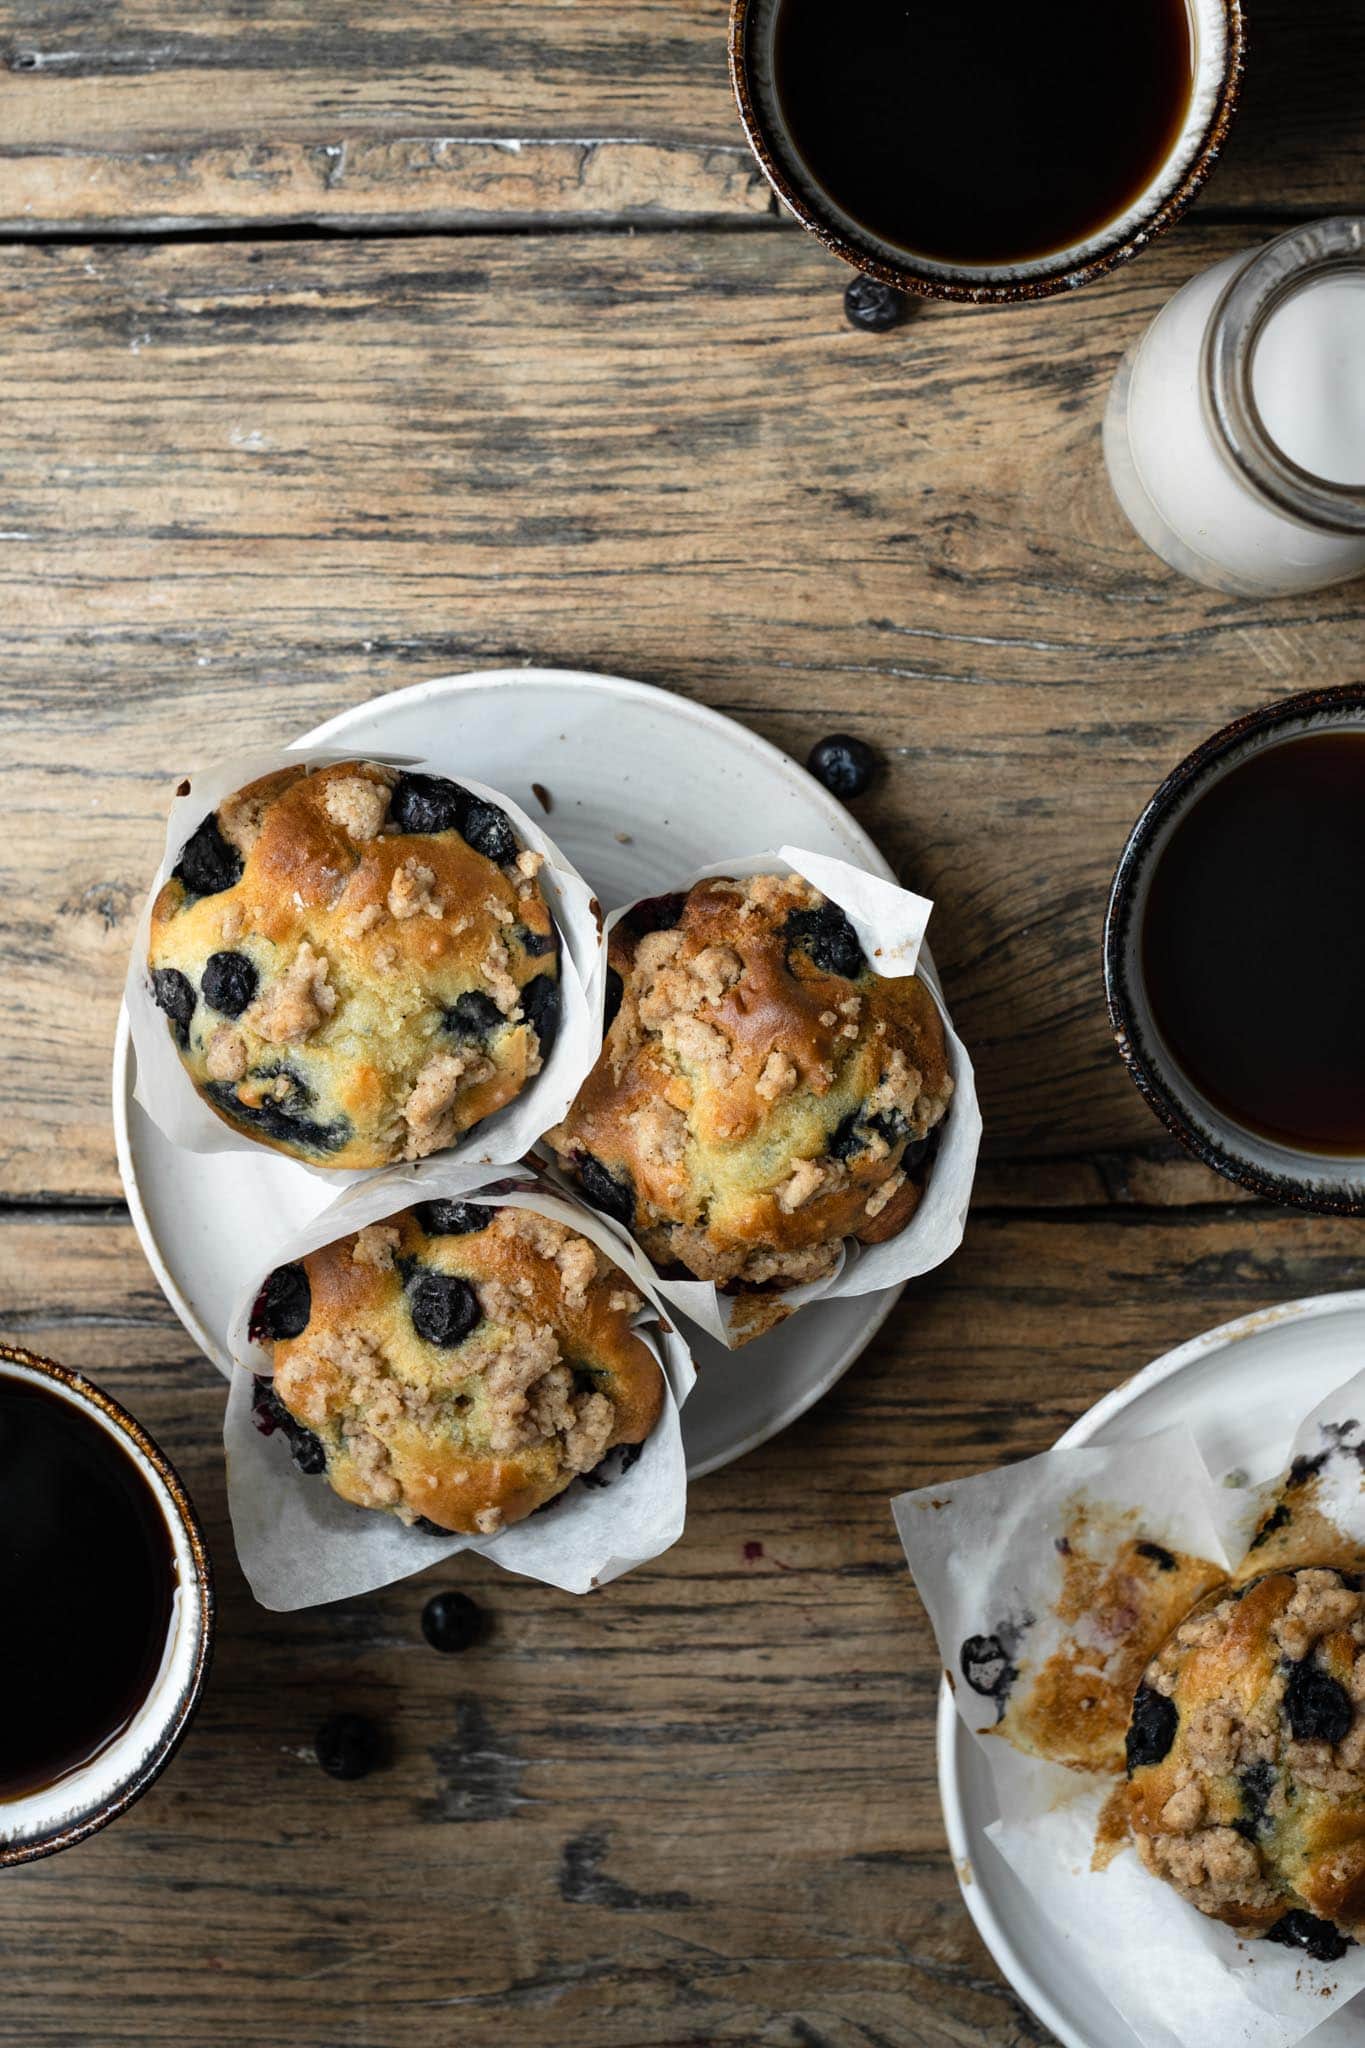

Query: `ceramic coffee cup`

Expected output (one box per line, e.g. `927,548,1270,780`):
1105,685,1365,1215
728,0,1244,304
0,1344,213,1866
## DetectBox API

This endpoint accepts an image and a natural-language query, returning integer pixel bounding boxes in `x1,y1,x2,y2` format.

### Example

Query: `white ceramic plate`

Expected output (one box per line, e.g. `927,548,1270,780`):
937,1291,1365,2048
113,666,919,1479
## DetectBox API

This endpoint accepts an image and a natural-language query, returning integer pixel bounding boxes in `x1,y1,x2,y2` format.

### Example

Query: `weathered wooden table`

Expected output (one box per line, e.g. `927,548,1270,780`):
1,6,1361,2042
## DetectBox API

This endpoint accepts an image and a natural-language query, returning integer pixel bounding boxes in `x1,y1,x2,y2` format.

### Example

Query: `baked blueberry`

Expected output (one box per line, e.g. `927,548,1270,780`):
574,1152,636,1229
518,925,557,958
1237,1758,1277,1838
807,732,879,799
444,990,505,1043
520,974,560,1060
414,1200,491,1237
408,1271,482,1348
623,891,687,937
843,276,907,332
603,967,624,1031
389,770,467,836
249,1375,326,1474
461,796,518,866
961,1632,1018,1704
315,1712,381,1781
1136,1541,1178,1571
784,902,865,979
1266,1911,1353,1962
421,1590,484,1653
1285,1656,1354,1745
1125,1683,1178,1771
250,1262,313,1342
206,1072,349,1156
200,949,257,1017
172,813,243,898
151,967,196,1043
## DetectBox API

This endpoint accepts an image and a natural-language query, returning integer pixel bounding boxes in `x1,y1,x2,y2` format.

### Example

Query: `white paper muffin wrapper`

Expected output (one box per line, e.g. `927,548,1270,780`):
221,1160,696,1611
545,847,981,1350
894,1366,1365,2048
123,745,605,1184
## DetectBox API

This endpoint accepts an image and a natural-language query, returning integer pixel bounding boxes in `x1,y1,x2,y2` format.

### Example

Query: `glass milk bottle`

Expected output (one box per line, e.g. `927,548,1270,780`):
1104,217,1365,596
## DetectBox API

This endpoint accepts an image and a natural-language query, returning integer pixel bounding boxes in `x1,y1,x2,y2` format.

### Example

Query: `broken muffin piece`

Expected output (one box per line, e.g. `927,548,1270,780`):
1127,1566,1365,1954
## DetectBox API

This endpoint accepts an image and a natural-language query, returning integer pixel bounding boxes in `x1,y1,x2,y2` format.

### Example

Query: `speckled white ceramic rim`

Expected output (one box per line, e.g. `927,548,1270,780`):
934,1289,1365,2048
0,1350,212,1864
741,0,1230,285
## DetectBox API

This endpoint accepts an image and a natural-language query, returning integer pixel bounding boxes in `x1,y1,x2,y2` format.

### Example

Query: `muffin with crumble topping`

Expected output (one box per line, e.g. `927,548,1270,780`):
249,1199,664,1534
1126,1566,1365,1959
545,872,952,1290
146,761,560,1169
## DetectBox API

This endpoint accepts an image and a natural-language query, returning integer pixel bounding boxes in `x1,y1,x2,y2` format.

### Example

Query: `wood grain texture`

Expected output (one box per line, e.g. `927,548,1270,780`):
0,0,1360,229
1,222,1361,1200
4,1205,1363,2048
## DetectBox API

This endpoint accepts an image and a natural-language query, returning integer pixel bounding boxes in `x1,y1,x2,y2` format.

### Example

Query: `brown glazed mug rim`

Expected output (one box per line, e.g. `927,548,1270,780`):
727,0,1246,305
1103,683,1365,1215
0,1343,214,1867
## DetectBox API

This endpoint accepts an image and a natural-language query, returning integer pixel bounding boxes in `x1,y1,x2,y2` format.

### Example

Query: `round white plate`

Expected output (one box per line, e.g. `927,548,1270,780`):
114,666,916,1479
938,1291,1365,2048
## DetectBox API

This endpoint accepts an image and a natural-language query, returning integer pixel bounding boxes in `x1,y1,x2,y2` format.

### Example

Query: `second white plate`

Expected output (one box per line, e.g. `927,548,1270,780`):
113,666,922,1478
937,1290,1365,2048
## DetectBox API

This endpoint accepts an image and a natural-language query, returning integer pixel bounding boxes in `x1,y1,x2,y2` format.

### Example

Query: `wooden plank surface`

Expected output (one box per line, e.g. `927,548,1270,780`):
4,1205,1363,2048
0,0,1361,229
1,6,1361,2042
1,221,1361,1201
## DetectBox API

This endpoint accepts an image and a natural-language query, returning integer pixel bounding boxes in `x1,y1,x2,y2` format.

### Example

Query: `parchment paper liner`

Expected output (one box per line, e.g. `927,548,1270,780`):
222,1160,696,1611
544,847,981,1350
894,1366,1365,2048
124,746,605,1183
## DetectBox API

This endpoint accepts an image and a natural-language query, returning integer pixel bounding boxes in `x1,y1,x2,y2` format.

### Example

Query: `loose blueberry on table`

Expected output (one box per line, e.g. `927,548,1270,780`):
807,732,879,799
314,1712,382,1781
421,1590,484,1654
843,276,908,333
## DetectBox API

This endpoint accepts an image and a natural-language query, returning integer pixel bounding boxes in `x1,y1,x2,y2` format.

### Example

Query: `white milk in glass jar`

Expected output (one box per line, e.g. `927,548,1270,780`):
1104,217,1365,596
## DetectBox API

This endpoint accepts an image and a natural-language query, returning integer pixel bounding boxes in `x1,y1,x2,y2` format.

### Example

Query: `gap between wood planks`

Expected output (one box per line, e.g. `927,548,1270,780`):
0,202,1335,248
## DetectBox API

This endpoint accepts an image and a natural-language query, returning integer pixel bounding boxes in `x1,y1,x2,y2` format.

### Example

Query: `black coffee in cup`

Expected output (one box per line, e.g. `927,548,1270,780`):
1141,731,1365,1156
769,0,1195,265
0,1375,177,1799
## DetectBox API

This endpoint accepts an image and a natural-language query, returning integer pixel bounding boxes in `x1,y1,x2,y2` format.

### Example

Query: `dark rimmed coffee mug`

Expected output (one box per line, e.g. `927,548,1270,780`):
1105,685,1365,1215
728,0,1244,305
0,1344,213,1866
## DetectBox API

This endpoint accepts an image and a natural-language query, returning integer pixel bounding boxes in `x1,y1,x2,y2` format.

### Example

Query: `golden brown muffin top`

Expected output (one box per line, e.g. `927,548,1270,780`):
148,761,559,1169
252,1198,664,1536
547,872,951,1288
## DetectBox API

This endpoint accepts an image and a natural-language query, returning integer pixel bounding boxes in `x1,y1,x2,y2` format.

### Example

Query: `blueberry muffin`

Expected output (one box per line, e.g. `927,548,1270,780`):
1126,1567,1365,1958
147,762,560,1168
545,873,952,1288
249,1200,664,1534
